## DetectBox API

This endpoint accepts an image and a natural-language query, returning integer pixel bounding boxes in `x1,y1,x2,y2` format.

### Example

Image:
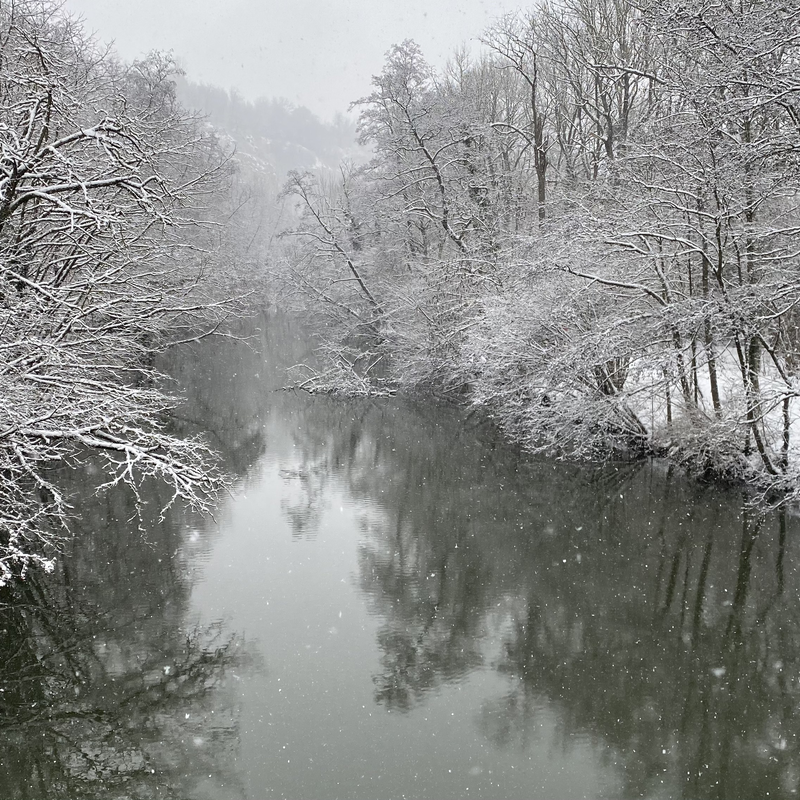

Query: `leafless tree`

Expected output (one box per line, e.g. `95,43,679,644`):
0,0,233,582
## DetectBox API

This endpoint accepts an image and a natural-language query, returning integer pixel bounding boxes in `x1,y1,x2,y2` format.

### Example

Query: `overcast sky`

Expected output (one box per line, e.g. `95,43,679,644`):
65,0,524,121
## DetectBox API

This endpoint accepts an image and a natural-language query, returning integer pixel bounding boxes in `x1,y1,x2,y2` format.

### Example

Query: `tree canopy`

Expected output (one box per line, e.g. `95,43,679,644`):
0,0,232,581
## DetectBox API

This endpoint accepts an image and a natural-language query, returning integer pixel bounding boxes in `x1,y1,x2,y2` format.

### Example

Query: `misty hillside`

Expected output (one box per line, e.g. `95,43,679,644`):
176,78,362,177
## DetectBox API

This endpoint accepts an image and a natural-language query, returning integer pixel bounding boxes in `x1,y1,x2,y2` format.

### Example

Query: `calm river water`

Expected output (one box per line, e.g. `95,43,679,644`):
3,314,800,800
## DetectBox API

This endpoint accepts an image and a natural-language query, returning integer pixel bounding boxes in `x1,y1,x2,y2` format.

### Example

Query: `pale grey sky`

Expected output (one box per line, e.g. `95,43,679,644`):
65,0,524,121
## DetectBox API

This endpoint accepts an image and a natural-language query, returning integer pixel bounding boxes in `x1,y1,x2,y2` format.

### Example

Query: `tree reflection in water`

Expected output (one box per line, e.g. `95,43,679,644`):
0,465,251,799
275,391,800,800
487,498,800,800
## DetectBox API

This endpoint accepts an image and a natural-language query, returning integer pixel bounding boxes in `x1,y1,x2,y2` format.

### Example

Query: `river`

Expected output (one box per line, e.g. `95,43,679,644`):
2,313,799,800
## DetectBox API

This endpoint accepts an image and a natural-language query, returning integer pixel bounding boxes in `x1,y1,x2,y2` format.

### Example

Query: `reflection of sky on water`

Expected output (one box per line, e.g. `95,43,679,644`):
191,458,622,800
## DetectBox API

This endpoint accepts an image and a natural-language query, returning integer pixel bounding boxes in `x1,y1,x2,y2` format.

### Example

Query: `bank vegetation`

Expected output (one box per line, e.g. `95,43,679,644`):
0,0,241,582
280,0,800,505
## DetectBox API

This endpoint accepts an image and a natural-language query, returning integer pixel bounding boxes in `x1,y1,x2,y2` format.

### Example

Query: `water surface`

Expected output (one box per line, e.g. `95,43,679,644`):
3,314,800,800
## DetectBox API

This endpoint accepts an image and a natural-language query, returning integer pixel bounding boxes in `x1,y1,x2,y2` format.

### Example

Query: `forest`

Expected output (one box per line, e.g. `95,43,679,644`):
281,0,800,508
2,0,800,581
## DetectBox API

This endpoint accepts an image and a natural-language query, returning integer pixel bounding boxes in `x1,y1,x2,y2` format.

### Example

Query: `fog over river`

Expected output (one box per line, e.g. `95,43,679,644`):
3,314,800,800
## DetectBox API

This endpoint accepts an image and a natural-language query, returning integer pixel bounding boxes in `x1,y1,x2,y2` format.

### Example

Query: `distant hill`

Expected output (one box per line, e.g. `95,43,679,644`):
176,78,363,178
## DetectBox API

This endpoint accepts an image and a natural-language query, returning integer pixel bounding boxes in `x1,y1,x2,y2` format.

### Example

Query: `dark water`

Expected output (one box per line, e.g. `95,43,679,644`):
3,314,800,800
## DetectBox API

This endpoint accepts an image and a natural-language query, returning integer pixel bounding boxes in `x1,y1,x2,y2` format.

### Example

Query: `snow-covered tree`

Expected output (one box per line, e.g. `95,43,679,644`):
0,0,232,581
283,0,800,502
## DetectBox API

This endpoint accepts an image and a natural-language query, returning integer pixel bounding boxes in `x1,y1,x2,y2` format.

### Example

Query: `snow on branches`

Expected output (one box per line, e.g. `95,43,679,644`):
0,0,230,582
281,0,800,504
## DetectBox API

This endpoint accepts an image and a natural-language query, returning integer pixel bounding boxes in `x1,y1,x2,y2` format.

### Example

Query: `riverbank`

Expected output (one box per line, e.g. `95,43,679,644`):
291,325,799,510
